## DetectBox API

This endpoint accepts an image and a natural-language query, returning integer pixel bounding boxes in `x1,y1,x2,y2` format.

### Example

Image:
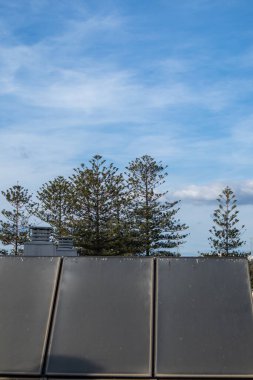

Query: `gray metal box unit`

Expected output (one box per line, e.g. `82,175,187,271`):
24,227,56,257
24,242,56,256
56,237,77,257
155,257,253,377
0,257,60,375
46,257,153,377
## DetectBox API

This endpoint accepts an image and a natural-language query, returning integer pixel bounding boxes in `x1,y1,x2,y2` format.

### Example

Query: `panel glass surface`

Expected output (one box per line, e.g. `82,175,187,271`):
46,257,153,376
155,257,253,377
0,257,60,375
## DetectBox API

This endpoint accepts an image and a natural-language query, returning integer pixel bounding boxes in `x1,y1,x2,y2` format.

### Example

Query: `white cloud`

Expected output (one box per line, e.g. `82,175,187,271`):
172,180,253,205
172,183,224,203
0,45,35,94
240,180,253,195
1,15,252,127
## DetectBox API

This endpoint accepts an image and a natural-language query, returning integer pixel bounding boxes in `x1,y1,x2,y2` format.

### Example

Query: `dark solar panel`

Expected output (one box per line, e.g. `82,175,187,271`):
0,257,60,375
46,257,153,377
155,257,253,377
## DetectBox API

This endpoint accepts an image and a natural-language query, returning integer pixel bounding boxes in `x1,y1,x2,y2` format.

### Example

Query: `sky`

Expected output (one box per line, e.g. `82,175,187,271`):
1,0,253,255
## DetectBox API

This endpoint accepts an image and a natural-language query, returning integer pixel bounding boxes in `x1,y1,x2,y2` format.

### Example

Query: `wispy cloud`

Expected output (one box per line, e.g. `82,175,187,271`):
1,10,253,125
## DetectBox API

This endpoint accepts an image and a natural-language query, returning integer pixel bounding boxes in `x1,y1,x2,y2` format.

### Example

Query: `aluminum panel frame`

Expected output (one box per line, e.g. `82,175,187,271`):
155,257,253,378
0,257,61,375
46,257,154,377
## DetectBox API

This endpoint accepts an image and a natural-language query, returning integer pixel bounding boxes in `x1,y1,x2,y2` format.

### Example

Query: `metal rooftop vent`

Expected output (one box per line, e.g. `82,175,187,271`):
30,226,53,241
23,227,56,256
56,237,77,256
57,236,73,248
0,257,252,379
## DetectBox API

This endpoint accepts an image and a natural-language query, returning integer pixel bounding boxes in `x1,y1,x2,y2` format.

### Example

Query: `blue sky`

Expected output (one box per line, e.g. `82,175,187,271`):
1,0,253,255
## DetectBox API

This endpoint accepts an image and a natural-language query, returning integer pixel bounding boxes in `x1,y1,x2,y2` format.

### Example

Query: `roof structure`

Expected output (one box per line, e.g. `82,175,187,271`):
0,256,252,379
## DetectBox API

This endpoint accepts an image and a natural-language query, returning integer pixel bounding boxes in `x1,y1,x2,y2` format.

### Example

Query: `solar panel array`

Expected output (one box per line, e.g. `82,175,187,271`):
0,256,252,379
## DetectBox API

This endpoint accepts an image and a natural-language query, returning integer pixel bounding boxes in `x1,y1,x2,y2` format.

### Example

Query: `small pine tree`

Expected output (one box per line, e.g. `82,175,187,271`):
0,184,35,255
208,186,248,257
126,155,188,256
36,176,73,238
0,248,9,256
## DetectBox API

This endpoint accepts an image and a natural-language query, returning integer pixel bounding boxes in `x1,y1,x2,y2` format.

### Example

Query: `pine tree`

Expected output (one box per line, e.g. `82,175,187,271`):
0,184,35,255
208,186,248,257
249,259,253,289
0,248,9,255
36,176,73,238
126,155,188,256
69,155,127,255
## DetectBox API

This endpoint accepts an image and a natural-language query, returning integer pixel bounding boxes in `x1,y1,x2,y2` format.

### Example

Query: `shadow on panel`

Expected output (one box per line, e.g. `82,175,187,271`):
45,355,104,377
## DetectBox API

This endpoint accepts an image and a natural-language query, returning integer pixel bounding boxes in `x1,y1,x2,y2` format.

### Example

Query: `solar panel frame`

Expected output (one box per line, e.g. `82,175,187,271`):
155,257,253,378
0,257,61,376
46,257,154,377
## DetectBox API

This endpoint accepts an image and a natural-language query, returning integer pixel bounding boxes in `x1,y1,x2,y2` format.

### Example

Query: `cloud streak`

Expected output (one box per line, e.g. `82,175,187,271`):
1,12,253,126
172,180,253,205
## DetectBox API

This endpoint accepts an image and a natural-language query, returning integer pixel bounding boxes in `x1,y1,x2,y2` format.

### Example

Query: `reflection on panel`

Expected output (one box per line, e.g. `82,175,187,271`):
155,257,253,377
0,257,60,375
46,257,153,376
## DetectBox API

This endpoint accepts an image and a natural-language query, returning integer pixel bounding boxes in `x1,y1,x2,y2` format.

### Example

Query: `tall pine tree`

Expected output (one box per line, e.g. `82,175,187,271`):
36,176,73,238
69,155,127,255
126,155,188,256
208,186,248,257
0,184,35,255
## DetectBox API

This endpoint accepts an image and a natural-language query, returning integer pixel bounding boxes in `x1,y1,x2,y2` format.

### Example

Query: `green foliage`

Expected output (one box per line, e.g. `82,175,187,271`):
249,259,253,289
0,248,9,255
0,184,35,255
36,176,73,238
207,186,248,257
15,154,188,256
126,155,188,256
69,155,127,255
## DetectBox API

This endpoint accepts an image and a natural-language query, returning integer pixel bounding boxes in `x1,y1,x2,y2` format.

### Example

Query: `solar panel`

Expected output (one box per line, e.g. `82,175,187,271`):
0,257,60,375
155,257,253,377
46,257,153,377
